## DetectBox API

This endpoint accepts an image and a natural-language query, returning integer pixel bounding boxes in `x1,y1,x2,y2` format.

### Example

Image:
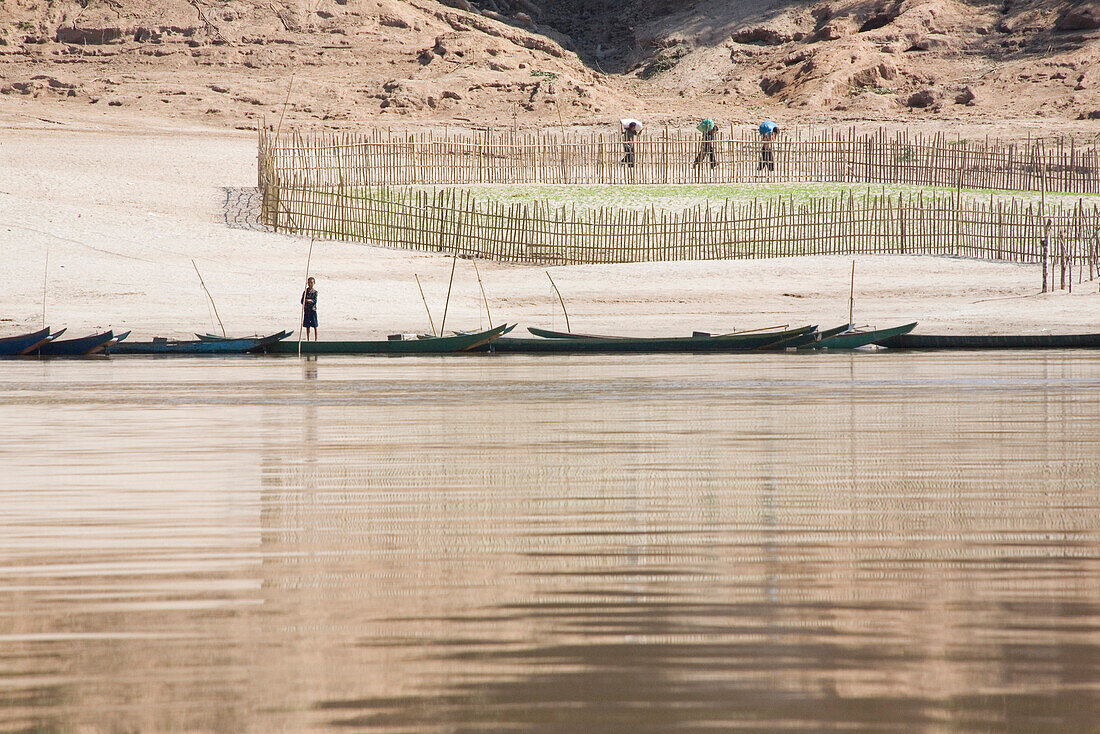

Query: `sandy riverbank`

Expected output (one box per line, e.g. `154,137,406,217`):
2,109,1098,341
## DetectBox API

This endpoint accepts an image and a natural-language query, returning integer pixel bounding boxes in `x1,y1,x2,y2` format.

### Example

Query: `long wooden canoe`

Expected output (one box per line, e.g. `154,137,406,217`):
527,327,630,340
799,322,918,350
109,331,289,355
103,331,132,353
263,324,512,355
875,331,1100,350
195,329,294,342
0,327,57,356
530,325,797,341
31,330,119,356
485,325,816,353
758,324,849,350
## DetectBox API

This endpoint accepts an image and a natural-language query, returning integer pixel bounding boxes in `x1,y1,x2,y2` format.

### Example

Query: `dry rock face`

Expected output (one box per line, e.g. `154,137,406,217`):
627,0,1100,119
0,0,1097,128
0,0,629,127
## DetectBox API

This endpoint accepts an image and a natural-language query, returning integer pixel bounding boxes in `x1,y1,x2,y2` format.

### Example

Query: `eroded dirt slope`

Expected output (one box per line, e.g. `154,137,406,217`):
0,0,1097,129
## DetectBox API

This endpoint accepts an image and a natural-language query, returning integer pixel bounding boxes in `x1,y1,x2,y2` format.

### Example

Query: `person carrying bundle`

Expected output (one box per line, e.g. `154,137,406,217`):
620,118,642,168
693,118,719,169
758,120,779,172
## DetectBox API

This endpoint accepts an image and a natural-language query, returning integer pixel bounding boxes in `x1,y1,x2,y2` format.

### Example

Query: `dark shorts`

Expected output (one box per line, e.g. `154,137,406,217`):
303,310,318,328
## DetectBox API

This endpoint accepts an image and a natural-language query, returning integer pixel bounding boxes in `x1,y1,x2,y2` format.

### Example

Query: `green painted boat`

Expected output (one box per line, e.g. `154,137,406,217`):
263,324,512,355
799,322,918,350
110,331,288,355
874,331,1100,350
758,324,849,350
530,325,801,341
485,325,816,354
527,327,629,340
196,330,293,342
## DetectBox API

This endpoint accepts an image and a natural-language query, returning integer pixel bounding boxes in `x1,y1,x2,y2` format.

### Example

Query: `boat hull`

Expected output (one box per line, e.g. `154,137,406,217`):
0,327,54,356
876,332,1100,350
486,325,816,353
31,330,116,356
196,330,293,342
758,324,848,350
527,327,629,340
263,324,510,355
109,331,287,355
801,322,918,350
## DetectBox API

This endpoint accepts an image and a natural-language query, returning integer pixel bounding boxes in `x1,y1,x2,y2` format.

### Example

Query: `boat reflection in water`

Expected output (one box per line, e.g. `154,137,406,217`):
1,353,1098,732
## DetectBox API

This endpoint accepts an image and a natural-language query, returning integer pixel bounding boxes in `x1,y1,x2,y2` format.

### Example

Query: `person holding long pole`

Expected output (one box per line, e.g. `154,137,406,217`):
301,277,318,341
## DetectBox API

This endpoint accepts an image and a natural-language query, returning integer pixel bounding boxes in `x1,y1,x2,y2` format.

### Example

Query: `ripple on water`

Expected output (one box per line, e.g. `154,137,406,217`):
0,353,1098,733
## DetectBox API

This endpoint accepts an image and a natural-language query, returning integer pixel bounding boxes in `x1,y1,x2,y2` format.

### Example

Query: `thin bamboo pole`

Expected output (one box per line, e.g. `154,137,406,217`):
191,259,226,338
546,271,570,332
439,248,459,335
41,249,48,329
414,273,437,336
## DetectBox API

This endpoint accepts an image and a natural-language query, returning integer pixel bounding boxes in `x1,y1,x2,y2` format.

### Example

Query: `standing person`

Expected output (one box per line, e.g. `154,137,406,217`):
301,276,318,341
758,120,779,172
620,118,642,168
693,118,719,170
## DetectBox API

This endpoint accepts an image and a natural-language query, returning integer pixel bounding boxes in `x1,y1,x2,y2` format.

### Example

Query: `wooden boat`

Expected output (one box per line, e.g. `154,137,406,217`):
195,329,293,342
485,325,816,354
527,327,629,340
105,331,132,351
0,327,58,356
109,330,289,355
532,325,797,341
875,331,1100,350
30,330,123,356
262,323,512,355
758,324,849,350
799,322,918,350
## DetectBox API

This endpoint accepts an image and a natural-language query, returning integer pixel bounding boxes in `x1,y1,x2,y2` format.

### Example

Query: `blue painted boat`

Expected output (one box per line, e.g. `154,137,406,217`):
108,330,288,355
31,330,121,356
0,327,56,356
263,324,512,355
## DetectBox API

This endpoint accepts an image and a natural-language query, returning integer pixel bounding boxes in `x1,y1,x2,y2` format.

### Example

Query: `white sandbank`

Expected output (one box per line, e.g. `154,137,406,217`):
2,110,1097,341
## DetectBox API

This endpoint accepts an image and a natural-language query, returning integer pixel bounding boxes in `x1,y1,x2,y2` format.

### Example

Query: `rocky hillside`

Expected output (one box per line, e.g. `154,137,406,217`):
1,0,1097,129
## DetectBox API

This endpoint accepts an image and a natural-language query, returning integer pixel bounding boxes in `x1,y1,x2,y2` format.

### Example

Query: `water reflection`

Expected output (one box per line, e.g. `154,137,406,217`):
1,354,1098,732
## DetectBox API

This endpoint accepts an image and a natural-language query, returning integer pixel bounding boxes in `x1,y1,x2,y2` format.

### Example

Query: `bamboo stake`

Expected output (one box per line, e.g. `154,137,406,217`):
848,259,856,327
546,271,570,332
471,259,493,329
273,74,295,146
191,259,226,338
439,248,458,335
414,273,437,336
41,249,48,329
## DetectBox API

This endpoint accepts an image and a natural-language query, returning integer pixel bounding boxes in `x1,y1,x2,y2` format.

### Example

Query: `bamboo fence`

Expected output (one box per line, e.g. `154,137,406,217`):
257,126,1100,279
259,126,1100,193
261,182,1100,273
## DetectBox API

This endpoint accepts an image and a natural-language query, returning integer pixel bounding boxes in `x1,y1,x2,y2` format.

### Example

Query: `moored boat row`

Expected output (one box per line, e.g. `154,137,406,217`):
7,321,1100,356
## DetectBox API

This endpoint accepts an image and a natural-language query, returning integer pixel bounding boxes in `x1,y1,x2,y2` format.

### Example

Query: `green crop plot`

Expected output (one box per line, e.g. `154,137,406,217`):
403,182,1097,214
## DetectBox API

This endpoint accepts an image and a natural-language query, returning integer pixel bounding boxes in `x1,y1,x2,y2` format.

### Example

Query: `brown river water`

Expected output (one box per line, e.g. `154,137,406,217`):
1,353,1099,733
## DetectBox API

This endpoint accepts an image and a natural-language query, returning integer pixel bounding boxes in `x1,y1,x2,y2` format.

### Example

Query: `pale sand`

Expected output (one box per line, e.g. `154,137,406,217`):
2,111,1098,341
